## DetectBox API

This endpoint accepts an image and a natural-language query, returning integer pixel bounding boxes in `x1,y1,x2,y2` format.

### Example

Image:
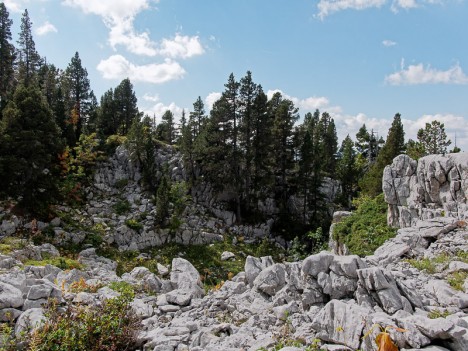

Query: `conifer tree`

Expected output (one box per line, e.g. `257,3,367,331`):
17,9,41,86
161,110,174,144
270,93,299,212
337,135,358,207
0,85,63,214
0,3,15,113
318,112,338,175
251,86,273,193
239,71,257,210
64,52,91,144
114,78,138,135
360,113,405,197
189,96,205,138
416,120,451,155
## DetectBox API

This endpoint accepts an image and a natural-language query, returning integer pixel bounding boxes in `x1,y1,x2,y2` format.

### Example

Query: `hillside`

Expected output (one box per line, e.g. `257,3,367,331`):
1,153,468,350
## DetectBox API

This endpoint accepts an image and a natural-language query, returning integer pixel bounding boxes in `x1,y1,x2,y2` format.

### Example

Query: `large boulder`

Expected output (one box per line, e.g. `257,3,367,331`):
383,153,468,228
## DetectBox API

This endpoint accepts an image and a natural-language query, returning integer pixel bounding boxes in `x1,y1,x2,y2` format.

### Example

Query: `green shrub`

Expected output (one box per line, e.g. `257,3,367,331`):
447,271,468,291
108,281,135,297
114,178,129,189
333,194,397,256
125,219,143,232
24,257,83,270
30,291,139,351
113,199,131,215
428,309,451,319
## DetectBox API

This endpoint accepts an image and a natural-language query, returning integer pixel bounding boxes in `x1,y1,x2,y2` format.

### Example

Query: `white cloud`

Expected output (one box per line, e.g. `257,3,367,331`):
391,0,418,12
35,21,57,36
266,89,331,111
159,34,205,59
144,102,184,121
205,92,222,111
63,0,205,60
96,55,185,84
385,60,468,85
402,114,468,151
316,0,444,18
63,0,159,56
317,0,387,19
4,0,28,13
142,93,160,102
382,39,397,47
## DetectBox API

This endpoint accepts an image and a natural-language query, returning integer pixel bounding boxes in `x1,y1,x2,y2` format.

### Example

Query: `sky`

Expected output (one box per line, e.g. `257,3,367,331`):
4,0,468,150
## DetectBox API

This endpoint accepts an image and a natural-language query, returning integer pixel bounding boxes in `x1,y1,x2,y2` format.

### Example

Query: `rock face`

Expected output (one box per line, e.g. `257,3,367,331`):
383,153,468,228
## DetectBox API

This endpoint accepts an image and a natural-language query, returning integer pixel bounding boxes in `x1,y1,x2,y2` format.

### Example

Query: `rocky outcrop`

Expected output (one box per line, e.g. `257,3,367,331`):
383,153,468,228
1,214,468,350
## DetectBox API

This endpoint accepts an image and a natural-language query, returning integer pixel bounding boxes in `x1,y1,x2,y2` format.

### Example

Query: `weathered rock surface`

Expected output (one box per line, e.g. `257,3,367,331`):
383,153,468,228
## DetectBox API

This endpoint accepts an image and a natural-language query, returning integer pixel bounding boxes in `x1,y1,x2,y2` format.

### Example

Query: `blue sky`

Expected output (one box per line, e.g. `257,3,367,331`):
4,0,468,150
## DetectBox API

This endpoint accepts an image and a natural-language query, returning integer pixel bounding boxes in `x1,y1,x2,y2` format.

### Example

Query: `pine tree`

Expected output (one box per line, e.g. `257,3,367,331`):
318,112,338,175
337,135,358,207
114,78,138,135
270,93,299,212
189,96,205,138
0,85,63,214
239,71,257,210
416,120,451,155
17,9,41,86
251,85,273,193
0,3,15,113
64,52,91,144
360,113,405,197
97,88,117,137
161,110,174,144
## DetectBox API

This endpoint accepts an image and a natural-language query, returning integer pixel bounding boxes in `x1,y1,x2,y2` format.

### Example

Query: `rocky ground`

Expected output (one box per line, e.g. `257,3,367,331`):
1,214,468,350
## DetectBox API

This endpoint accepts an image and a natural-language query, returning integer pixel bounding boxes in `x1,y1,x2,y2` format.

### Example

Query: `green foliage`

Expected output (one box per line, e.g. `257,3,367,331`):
155,168,170,225
29,291,140,351
113,199,131,215
104,134,127,155
114,178,129,189
125,219,143,232
360,113,405,197
108,281,135,297
447,271,468,291
0,84,63,216
333,194,397,256
417,120,451,155
428,309,451,319
24,257,83,270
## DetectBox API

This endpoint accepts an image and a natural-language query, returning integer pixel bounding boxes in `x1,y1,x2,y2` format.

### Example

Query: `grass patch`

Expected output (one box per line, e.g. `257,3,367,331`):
125,219,143,232
24,257,83,270
332,194,397,256
428,309,451,319
113,199,131,215
0,237,28,254
98,237,284,290
447,271,468,291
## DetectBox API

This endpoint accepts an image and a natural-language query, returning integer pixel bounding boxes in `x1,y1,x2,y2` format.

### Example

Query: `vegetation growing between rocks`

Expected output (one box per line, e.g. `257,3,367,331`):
333,194,397,256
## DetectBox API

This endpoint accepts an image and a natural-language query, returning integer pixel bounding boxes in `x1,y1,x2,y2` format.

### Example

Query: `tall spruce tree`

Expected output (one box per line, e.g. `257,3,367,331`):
337,135,358,207
318,112,338,175
251,85,273,194
239,71,257,210
189,96,205,138
0,85,63,214
17,9,41,86
160,110,175,144
360,113,405,196
114,78,138,135
0,3,15,114
64,52,91,144
416,120,451,155
270,93,299,212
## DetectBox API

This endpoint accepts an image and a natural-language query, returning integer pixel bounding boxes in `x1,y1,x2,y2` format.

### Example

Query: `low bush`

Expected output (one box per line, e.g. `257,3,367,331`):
333,194,397,257
29,290,139,351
